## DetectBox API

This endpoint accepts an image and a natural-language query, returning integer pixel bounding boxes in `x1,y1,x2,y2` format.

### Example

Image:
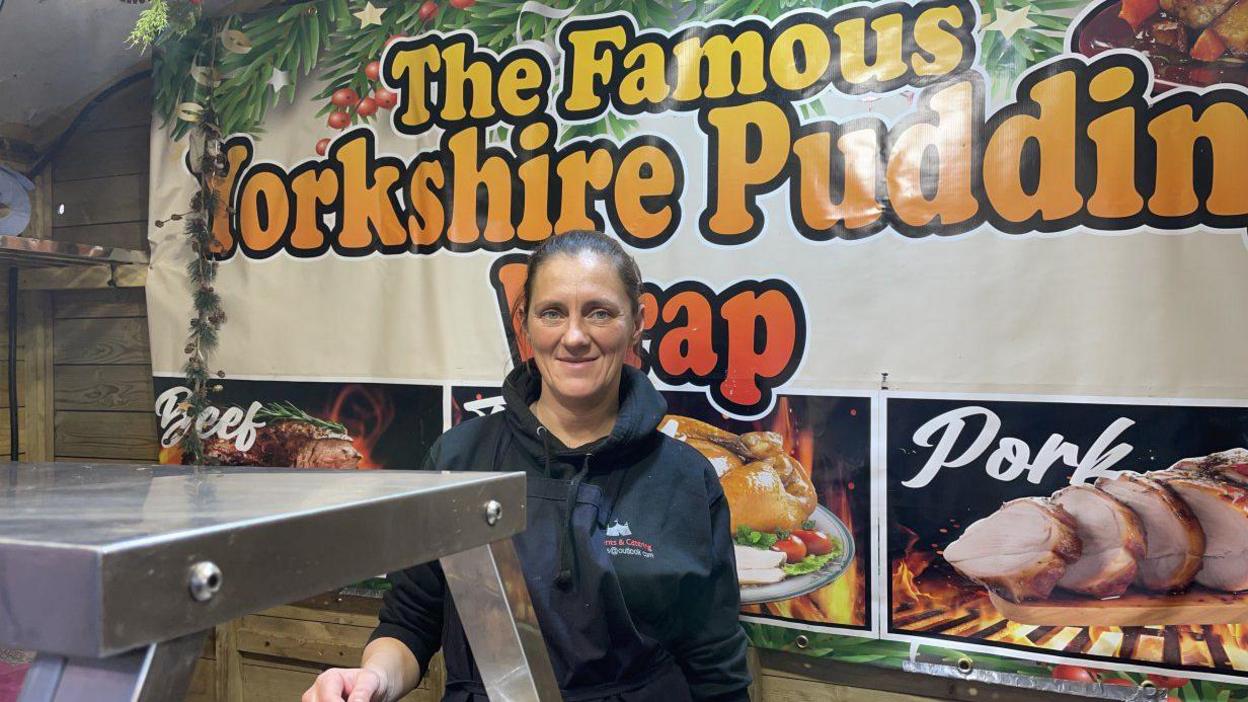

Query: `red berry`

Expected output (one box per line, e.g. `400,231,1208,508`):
356,97,378,117
315,138,330,156
1051,665,1097,683
418,1,438,20
189,0,203,4
1146,675,1190,690
373,87,397,110
327,111,350,129
331,87,359,107
364,61,381,81
450,0,475,7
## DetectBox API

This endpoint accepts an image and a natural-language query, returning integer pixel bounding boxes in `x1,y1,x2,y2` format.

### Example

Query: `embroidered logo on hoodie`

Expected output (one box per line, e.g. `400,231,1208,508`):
604,521,654,558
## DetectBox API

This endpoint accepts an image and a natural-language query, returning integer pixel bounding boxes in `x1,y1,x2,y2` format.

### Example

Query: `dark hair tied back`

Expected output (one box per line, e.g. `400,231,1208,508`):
521,231,644,319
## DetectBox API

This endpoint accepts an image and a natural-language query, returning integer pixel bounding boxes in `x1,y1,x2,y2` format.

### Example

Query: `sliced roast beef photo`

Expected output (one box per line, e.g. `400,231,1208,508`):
204,420,362,469
1051,485,1146,598
1152,474,1248,592
944,498,1082,603
1096,473,1205,592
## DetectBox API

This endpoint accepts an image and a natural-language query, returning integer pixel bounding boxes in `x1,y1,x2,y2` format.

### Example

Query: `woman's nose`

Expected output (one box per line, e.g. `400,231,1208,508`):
563,318,591,348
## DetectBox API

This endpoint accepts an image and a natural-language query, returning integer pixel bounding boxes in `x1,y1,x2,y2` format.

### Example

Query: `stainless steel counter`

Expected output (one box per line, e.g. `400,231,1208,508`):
1,463,559,701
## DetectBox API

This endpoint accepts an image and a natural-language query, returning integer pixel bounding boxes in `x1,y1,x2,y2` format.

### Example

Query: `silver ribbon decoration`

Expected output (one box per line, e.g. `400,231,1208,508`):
514,1,577,63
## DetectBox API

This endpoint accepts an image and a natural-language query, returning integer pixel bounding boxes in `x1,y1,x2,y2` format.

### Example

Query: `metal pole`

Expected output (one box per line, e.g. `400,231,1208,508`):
7,266,17,461
441,539,562,701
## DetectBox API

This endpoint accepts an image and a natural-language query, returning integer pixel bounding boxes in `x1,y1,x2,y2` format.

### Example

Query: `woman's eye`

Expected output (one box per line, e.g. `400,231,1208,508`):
538,309,563,322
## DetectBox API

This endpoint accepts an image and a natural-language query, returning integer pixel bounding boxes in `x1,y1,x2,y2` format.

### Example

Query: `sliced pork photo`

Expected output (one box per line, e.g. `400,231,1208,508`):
1168,448,1248,486
1051,485,1146,598
1096,472,1205,592
1153,474,1248,592
944,498,1082,603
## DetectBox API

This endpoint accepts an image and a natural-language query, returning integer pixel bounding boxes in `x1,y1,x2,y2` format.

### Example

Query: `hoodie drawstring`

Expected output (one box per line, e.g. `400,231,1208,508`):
537,426,589,589
556,454,591,588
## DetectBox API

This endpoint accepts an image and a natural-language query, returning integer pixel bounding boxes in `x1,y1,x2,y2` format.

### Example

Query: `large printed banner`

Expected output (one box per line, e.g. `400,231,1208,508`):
147,0,1248,692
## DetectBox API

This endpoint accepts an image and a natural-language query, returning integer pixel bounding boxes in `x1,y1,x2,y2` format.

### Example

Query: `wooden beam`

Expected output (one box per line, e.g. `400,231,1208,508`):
54,317,149,365
54,365,154,412
54,288,147,319
215,620,244,702
53,410,158,460
20,264,147,290
30,63,152,149
18,292,54,461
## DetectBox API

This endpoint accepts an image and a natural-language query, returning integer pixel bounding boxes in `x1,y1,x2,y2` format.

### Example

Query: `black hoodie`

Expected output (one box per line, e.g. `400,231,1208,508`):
371,363,751,701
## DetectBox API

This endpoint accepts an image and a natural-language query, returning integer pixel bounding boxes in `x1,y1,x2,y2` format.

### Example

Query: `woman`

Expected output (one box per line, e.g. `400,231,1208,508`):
304,231,751,702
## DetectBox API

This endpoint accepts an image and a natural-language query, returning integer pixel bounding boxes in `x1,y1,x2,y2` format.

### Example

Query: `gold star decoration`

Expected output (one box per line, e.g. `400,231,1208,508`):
354,2,385,28
984,6,1037,40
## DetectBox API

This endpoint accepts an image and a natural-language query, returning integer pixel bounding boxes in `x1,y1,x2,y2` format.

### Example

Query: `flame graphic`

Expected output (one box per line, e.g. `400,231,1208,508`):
891,536,1248,671
325,385,396,469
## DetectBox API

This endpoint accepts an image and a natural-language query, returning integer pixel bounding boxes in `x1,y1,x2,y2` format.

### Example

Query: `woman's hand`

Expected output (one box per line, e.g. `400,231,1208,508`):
302,666,390,702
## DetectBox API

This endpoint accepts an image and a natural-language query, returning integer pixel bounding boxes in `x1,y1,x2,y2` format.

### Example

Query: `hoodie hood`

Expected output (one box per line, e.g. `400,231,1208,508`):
501,361,668,469
501,361,668,589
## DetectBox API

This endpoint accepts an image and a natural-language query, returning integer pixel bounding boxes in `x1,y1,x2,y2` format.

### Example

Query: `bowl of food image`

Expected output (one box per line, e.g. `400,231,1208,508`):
1073,0,1248,89
660,415,855,605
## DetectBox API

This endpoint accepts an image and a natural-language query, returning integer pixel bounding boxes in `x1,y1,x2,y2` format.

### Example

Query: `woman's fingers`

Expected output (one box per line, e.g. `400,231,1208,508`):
302,668,350,702
346,669,383,702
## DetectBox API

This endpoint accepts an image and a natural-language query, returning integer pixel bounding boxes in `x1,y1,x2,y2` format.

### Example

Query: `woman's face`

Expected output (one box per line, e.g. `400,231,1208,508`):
524,252,642,409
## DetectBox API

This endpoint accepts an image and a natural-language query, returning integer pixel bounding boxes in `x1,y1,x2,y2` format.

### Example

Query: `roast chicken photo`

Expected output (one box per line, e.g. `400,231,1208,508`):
945,448,1248,621
659,415,842,590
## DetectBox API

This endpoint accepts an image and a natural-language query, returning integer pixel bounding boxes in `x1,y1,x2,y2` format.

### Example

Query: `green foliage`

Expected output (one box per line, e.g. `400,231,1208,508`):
979,0,1085,96
129,0,200,51
255,401,350,434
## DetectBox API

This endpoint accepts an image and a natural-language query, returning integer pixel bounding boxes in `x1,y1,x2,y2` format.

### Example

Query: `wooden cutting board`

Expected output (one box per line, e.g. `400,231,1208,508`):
989,588,1248,626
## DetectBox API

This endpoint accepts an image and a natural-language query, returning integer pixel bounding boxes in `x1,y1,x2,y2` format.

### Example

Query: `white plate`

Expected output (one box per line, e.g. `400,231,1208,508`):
738,505,855,605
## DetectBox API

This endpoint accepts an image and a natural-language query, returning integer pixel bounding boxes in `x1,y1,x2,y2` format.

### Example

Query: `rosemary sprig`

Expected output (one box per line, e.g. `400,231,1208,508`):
255,401,349,435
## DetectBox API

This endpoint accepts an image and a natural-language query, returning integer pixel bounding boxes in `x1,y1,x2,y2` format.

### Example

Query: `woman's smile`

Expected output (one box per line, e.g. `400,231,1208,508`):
524,252,642,411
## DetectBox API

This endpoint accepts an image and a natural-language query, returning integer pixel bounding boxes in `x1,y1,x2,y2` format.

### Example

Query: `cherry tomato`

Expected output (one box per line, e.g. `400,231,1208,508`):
792,529,833,556
327,111,350,130
314,138,330,156
356,97,378,117
373,87,397,110
1051,664,1098,683
771,535,806,564
1146,675,1190,689
331,87,359,107
364,61,380,81
418,1,438,21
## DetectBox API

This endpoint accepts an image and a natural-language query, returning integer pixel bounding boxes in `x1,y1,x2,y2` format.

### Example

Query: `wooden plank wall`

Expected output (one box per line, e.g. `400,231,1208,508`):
0,265,27,461
50,77,157,463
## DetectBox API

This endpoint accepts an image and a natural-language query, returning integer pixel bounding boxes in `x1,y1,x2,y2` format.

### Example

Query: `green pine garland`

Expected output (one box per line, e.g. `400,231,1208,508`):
176,20,229,466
